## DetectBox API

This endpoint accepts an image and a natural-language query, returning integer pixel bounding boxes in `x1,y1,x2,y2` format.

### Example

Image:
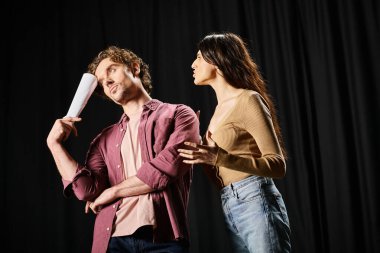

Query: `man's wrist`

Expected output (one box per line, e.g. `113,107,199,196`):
47,140,62,150
113,184,123,198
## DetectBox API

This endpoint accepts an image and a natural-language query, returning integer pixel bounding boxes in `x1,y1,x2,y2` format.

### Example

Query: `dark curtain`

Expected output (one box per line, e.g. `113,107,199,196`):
1,0,379,252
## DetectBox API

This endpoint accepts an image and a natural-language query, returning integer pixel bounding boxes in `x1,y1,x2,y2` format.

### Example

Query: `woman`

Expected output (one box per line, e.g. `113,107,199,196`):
178,33,291,253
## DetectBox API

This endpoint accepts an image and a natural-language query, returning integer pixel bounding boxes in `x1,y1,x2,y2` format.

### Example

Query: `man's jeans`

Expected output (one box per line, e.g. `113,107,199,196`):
221,176,291,253
107,226,189,253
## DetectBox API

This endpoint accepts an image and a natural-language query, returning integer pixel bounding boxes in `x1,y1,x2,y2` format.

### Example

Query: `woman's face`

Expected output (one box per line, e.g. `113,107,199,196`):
191,50,217,85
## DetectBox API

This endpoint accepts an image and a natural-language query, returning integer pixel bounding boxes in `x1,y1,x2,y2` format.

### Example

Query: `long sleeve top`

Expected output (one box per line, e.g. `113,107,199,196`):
61,99,200,253
205,90,285,188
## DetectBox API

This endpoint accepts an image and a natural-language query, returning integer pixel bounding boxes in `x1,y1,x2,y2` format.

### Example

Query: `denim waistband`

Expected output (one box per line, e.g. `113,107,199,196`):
220,175,273,196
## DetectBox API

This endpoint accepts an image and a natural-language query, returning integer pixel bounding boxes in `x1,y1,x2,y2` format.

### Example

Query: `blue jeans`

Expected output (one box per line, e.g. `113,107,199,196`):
220,176,291,253
107,226,189,253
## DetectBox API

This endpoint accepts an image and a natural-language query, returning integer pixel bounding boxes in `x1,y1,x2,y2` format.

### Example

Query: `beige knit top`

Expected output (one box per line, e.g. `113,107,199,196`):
204,89,285,188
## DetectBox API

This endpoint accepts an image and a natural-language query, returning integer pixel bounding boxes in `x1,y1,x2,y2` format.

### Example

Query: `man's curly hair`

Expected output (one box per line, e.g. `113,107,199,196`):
87,46,153,97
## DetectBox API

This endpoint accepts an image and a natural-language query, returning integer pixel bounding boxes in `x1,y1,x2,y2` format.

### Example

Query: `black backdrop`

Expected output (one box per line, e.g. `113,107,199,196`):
1,0,380,252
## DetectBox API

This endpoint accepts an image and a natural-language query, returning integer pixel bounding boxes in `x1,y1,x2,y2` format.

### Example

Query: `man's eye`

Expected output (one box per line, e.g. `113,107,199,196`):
108,67,116,74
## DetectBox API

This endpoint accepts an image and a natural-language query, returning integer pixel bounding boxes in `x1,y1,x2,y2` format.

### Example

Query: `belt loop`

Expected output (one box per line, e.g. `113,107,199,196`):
230,183,235,197
231,183,238,199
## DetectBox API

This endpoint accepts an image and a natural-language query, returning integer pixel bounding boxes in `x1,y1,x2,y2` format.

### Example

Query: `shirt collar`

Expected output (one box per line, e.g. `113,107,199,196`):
117,99,162,125
143,99,162,111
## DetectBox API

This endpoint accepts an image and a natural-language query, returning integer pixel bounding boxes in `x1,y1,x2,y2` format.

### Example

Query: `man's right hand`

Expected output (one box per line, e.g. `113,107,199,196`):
47,117,82,148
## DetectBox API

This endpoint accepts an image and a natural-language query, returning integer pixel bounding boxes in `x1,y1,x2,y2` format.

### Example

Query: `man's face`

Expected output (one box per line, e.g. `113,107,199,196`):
95,58,140,105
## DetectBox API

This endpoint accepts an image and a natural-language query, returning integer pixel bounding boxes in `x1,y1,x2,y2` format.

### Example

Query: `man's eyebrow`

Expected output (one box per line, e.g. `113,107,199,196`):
108,63,119,68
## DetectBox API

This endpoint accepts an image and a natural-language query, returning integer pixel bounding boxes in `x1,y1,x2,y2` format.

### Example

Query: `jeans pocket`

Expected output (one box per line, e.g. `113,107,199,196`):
264,188,290,228
235,182,261,202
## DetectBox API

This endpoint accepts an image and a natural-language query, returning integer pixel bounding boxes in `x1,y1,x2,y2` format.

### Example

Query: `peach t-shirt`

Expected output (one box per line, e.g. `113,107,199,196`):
112,108,156,236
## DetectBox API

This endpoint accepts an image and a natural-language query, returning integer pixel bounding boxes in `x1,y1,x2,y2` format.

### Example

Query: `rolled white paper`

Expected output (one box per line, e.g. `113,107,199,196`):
65,73,98,117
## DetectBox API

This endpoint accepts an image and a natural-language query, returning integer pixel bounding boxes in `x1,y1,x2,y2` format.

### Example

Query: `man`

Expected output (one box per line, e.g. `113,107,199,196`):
46,46,199,253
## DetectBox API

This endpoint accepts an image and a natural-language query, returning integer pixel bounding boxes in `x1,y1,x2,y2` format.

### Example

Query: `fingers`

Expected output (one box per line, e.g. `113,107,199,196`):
178,148,201,161
71,125,78,137
89,202,100,214
196,110,200,120
178,148,209,162
183,142,207,150
178,149,208,165
48,118,81,145
183,141,198,148
62,124,74,141
179,148,207,155
178,140,218,166
63,118,81,136
183,142,214,151
178,148,193,155
58,118,81,139
178,151,195,159
58,124,71,142
62,117,82,123
85,201,100,214
91,205,97,214
85,201,91,214
182,159,203,164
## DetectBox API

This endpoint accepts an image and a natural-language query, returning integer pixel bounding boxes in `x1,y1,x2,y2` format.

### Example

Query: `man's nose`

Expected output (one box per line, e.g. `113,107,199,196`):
105,79,114,87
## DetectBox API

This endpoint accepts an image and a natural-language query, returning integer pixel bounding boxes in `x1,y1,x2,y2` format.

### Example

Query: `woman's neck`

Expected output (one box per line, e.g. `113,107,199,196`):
211,79,244,105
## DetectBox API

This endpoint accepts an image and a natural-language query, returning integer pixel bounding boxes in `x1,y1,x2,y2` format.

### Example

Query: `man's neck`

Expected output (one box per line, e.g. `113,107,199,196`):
121,92,152,116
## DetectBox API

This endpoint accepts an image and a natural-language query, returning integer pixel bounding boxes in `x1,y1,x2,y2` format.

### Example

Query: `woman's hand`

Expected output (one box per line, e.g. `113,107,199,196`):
178,138,219,166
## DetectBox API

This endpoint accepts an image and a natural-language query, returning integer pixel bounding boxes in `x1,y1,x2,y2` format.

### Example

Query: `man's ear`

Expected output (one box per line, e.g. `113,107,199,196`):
132,62,140,76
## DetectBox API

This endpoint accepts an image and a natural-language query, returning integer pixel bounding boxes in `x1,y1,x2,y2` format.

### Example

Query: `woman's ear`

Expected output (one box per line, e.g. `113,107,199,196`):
215,66,222,75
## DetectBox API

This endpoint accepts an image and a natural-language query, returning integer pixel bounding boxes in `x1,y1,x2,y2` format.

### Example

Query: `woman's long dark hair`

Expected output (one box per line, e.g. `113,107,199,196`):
199,32,287,158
